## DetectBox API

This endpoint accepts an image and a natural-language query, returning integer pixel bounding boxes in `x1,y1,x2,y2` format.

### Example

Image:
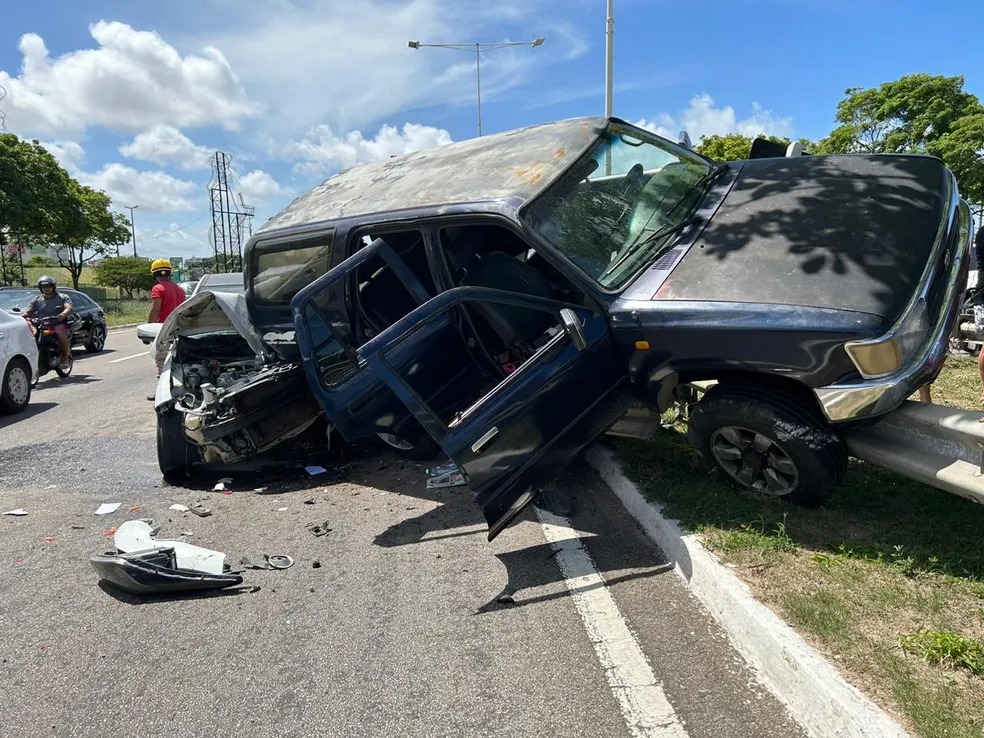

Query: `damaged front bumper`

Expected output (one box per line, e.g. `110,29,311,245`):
153,291,322,466
90,548,244,595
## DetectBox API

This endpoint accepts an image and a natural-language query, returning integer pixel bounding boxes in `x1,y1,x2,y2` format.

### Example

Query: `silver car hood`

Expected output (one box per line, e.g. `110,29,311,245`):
152,291,267,362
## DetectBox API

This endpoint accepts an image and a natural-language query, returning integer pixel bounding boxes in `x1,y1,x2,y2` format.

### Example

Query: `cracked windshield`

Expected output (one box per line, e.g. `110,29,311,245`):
524,123,713,288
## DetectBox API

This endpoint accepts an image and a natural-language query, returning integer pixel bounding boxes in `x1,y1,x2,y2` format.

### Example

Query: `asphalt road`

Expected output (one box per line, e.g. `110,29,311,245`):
0,328,806,738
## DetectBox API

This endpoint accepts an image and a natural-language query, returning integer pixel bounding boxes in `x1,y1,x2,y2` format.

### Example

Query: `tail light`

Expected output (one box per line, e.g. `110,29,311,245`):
42,329,55,336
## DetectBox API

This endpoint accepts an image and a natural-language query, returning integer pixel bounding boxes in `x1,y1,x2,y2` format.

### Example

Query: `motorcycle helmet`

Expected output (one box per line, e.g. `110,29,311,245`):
150,258,173,276
38,275,56,291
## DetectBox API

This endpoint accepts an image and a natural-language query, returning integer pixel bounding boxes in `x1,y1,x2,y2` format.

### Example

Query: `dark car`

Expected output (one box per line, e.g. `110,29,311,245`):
0,286,109,352
156,117,969,540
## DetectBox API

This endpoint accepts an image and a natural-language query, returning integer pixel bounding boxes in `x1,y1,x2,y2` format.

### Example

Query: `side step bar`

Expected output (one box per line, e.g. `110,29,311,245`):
843,400,984,505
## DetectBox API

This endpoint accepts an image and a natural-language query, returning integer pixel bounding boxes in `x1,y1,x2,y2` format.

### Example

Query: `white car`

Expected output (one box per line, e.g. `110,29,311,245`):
0,307,39,414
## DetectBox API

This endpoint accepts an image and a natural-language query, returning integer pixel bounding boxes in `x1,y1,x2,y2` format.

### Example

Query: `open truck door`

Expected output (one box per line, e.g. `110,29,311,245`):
293,243,627,540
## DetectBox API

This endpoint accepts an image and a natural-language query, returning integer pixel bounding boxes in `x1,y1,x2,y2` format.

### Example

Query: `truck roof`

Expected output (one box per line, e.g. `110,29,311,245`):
254,117,605,236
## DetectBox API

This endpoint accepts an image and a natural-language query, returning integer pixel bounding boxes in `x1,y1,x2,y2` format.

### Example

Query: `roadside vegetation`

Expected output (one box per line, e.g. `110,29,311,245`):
615,355,984,738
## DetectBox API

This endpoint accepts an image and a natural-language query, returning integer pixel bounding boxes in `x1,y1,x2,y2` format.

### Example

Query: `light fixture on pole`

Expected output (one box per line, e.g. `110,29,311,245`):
409,37,545,137
125,205,139,257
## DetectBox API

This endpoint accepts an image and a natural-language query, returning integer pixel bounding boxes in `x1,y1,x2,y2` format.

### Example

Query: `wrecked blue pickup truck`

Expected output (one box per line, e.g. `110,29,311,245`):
153,116,970,540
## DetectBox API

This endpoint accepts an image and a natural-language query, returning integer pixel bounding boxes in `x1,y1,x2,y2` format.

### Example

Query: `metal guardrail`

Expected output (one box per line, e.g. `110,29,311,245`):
843,400,984,505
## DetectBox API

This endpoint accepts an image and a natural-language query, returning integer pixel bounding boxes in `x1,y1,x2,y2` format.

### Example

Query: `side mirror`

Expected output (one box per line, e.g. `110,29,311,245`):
559,308,588,352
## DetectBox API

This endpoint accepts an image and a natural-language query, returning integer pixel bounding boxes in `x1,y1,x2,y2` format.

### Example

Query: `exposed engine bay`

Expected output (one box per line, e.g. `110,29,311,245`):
154,291,322,466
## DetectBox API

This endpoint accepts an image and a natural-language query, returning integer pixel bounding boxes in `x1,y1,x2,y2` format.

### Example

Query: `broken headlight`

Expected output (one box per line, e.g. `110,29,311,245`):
844,298,929,379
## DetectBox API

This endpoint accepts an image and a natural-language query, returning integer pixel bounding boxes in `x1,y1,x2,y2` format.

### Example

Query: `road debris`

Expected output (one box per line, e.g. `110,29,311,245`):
169,504,190,512
3,509,28,516
277,507,288,512
240,554,294,570
189,503,212,517
426,460,467,488
213,478,233,492
312,560,322,569
305,465,327,476
44,536,57,543
304,499,316,505
306,521,331,537
94,503,121,516
90,520,243,595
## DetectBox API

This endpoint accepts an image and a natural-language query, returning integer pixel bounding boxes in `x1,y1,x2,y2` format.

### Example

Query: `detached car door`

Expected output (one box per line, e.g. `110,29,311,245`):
357,287,628,540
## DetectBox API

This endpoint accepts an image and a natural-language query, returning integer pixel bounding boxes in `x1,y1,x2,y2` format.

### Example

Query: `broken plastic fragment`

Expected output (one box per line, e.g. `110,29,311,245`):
305,465,327,476
240,554,294,570
426,461,458,477
306,521,331,537
3,509,28,516
169,504,190,512
426,472,466,489
213,478,233,492
90,548,243,595
189,504,212,517
95,503,121,516
114,520,225,575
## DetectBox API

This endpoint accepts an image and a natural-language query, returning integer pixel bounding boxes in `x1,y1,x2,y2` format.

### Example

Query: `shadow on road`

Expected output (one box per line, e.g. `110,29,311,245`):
97,580,258,603
0,401,58,426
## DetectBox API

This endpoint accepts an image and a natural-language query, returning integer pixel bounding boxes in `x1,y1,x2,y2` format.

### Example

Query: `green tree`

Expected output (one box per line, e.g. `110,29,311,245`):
51,184,132,289
93,256,155,299
0,134,76,249
816,73,984,201
695,133,814,161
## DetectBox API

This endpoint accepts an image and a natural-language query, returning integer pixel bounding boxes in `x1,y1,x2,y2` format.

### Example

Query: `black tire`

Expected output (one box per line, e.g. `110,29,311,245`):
0,358,32,414
54,353,73,378
376,429,441,461
157,409,193,483
85,323,107,353
687,383,846,506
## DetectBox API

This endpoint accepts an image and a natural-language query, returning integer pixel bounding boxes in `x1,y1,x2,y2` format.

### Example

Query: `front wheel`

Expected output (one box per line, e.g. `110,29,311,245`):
157,409,193,483
687,383,846,506
55,353,73,378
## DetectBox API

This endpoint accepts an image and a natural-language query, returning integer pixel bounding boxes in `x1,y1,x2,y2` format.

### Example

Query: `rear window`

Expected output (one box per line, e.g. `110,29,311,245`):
252,234,334,304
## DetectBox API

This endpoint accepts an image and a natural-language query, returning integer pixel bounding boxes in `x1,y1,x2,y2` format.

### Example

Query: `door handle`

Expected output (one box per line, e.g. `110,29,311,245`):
471,427,498,454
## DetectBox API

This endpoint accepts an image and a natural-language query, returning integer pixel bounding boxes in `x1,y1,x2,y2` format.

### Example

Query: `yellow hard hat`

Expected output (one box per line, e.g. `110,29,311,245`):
150,258,173,274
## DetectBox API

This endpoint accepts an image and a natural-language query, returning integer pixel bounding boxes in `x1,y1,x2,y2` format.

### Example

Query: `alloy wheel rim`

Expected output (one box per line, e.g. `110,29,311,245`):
377,432,414,451
709,425,799,496
92,325,105,349
7,366,29,406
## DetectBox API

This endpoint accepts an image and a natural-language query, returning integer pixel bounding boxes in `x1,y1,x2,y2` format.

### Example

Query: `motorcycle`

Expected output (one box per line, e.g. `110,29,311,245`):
28,316,76,385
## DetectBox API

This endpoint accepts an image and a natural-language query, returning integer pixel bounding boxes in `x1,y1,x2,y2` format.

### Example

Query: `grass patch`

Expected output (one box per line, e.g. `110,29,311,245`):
613,356,984,737
900,631,984,676
102,299,148,327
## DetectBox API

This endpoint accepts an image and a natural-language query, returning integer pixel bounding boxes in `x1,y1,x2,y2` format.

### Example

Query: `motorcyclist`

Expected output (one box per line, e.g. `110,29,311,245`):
22,276,73,370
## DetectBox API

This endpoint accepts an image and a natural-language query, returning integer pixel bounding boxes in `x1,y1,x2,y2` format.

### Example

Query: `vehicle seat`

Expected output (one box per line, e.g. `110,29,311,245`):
460,251,555,348
358,266,421,333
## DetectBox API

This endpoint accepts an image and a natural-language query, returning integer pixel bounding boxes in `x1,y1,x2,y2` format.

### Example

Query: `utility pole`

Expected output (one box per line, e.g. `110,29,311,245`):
126,205,138,257
605,0,614,118
409,37,545,137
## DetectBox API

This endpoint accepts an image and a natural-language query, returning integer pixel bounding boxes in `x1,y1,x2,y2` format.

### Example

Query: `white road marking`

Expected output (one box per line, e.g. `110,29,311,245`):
537,508,689,738
108,351,150,364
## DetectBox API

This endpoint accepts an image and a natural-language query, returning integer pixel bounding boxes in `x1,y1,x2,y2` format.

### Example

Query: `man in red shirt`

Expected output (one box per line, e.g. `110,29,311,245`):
147,259,187,398
148,259,186,325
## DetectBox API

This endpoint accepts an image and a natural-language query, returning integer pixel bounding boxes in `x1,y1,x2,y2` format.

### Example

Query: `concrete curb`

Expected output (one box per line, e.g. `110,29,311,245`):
108,323,142,331
584,444,911,738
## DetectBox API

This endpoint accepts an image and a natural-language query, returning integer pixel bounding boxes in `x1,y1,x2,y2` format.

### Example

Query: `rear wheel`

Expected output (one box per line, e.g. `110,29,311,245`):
85,323,107,353
687,383,846,506
376,430,440,461
0,358,32,414
157,408,193,483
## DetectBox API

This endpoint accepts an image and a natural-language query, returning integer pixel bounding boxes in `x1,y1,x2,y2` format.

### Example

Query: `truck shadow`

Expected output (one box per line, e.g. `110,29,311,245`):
614,429,984,581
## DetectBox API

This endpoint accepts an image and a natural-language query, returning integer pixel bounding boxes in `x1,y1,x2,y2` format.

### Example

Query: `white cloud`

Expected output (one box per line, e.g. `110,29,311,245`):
238,170,285,204
78,164,197,213
0,21,259,135
186,1,550,133
39,140,85,172
119,125,212,170
636,94,794,143
282,122,453,175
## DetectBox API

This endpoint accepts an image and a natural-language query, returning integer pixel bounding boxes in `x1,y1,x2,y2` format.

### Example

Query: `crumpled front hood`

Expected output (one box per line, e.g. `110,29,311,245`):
153,291,268,362
648,153,951,322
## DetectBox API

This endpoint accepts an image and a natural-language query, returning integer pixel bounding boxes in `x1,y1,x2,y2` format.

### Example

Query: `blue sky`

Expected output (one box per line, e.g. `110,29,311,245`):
2,0,983,258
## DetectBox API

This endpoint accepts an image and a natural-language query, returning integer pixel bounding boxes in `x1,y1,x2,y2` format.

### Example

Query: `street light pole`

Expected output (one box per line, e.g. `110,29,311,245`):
605,0,615,118
409,37,545,137
125,205,139,257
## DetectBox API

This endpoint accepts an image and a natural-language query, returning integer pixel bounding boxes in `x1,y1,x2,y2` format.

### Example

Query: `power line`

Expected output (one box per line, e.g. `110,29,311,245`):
142,213,208,241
